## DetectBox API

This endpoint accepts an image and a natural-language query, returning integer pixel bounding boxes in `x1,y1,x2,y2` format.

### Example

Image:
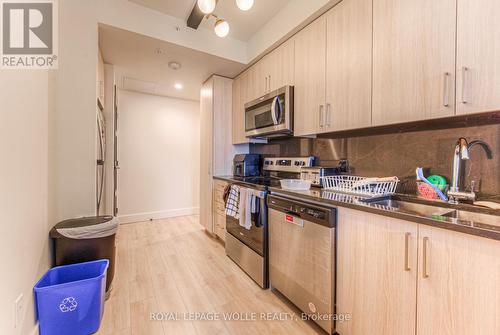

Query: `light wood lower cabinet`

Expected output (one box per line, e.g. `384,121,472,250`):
336,208,418,335
212,179,228,241
337,208,500,335
416,225,500,335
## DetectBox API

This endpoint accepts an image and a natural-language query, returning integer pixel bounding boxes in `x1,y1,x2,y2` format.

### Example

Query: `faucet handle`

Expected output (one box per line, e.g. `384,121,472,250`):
470,180,476,193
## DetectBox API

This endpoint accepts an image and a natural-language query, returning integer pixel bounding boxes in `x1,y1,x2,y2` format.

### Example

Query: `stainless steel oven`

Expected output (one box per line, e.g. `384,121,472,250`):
245,86,293,138
225,187,268,288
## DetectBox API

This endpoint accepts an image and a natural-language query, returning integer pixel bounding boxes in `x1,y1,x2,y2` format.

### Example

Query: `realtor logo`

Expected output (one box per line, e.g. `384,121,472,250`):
1,0,58,69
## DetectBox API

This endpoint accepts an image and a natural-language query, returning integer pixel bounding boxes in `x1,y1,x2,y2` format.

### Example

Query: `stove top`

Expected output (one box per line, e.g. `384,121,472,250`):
231,176,282,188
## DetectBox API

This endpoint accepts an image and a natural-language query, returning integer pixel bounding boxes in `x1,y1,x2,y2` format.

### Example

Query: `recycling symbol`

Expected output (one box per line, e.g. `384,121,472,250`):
59,297,78,313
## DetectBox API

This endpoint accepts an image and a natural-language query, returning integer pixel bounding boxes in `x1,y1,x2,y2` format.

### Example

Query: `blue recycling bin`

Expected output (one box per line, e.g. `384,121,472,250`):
34,259,109,335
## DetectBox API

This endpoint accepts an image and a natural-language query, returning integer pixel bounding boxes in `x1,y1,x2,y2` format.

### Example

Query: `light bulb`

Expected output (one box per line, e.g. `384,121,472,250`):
214,19,229,38
174,83,183,90
197,0,216,14
236,0,254,11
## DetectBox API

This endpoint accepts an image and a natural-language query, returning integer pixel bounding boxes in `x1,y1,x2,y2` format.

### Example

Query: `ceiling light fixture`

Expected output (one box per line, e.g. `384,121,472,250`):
197,0,216,14
168,61,182,70
214,18,230,38
174,83,183,90
236,0,254,11
196,0,251,38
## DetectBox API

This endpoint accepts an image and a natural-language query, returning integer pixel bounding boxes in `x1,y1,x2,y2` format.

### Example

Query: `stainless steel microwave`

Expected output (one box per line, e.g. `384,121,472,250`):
245,86,293,138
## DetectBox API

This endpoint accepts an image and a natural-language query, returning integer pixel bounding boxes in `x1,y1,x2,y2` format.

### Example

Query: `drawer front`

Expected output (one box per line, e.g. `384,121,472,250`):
213,189,225,204
213,180,228,205
213,180,228,194
213,200,226,216
214,213,226,229
214,214,226,241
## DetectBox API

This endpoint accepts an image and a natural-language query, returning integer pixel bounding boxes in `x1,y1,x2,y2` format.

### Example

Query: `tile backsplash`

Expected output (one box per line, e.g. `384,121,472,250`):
250,124,500,197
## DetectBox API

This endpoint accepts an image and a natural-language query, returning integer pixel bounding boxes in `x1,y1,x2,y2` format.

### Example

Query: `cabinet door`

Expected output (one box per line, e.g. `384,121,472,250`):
267,39,295,92
294,16,327,136
232,73,247,144
199,79,214,233
247,60,267,101
456,0,500,115
372,0,456,125
417,226,500,335
336,208,418,335
325,0,372,132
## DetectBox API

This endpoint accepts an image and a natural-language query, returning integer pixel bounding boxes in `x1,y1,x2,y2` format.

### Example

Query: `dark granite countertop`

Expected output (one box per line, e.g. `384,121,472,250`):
214,176,500,241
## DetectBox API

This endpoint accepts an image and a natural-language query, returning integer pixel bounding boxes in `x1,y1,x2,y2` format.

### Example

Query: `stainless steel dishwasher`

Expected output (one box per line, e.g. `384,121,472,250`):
267,194,336,334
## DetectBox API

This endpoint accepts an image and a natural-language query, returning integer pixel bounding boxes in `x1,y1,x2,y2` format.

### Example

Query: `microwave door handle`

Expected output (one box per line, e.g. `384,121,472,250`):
271,97,281,125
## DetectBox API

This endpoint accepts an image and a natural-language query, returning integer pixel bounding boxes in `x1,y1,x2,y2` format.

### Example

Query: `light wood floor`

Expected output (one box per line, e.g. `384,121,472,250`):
97,215,324,335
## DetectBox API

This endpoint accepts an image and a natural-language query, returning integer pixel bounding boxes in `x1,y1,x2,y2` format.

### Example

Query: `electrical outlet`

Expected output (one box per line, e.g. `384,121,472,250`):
14,294,24,329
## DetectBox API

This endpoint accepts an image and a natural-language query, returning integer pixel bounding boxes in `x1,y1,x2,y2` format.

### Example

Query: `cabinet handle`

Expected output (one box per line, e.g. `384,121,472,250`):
404,232,411,271
326,103,332,127
443,72,450,107
461,67,468,104
422,237,429,278
268,75,272,92
319,105,324,128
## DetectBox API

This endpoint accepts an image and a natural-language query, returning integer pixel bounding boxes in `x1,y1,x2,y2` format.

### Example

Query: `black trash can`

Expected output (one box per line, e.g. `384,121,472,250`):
50,216,118,294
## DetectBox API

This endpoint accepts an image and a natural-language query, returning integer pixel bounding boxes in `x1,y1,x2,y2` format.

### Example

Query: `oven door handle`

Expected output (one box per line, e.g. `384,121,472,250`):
271,96,282,125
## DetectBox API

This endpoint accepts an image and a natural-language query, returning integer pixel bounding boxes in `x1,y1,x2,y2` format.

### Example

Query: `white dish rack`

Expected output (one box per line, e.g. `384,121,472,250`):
321,175,399,198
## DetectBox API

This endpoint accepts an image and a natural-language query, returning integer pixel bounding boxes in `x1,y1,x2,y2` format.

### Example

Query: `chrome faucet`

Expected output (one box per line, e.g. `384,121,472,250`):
448,137,493,204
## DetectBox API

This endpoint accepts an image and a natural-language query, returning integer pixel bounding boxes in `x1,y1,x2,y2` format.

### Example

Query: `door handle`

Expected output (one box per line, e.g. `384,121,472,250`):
443,72,450,107
461,67,468,104
319,105,325,128
422,237,429,278
404,232,411,271
326,103,332,127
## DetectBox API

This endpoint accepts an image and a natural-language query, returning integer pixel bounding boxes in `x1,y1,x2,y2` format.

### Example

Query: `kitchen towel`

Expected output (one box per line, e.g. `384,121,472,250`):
225,185,240,219
238,188,253,230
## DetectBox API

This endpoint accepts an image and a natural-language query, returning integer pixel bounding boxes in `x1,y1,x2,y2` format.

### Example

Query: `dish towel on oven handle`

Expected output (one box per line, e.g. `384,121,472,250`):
239,188,265,230
225,184,240,219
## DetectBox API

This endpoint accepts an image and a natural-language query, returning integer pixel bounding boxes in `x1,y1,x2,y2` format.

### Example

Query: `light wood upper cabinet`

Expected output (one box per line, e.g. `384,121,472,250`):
294,16,327,137
456,0,500,115
325,0,372,132
336,208,418,335
417,225,500,335
232,72,247,144
372,0,456,125
267,39,295,92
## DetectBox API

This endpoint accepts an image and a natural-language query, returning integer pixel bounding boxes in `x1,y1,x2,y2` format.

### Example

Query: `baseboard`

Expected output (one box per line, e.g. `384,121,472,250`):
118,207,199,224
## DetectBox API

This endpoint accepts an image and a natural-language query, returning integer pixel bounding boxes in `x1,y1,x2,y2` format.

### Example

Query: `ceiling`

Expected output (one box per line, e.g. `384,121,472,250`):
128,0,291,41
99,24,245,101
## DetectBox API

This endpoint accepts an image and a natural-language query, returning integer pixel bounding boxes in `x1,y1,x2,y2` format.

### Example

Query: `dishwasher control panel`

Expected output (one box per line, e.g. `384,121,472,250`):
267,195,336,228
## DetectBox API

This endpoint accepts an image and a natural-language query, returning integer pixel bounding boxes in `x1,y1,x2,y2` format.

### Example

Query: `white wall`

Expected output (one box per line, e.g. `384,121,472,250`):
117,90,200,223
0,71,50,335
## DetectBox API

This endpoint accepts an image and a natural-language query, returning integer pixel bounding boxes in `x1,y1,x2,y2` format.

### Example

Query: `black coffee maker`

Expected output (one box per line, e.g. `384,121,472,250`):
233,154,261,177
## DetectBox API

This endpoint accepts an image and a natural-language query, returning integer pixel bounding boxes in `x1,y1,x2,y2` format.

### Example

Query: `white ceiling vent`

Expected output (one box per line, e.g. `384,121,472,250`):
122,77,157,95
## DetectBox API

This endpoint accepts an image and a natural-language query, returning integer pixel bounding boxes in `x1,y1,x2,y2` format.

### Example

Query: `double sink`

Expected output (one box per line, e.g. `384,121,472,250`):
361,197,500,228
